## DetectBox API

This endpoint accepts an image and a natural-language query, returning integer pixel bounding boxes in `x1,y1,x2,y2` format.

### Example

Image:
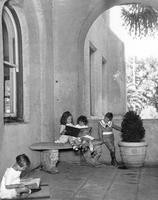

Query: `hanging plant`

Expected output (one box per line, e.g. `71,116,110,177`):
121,4,158,38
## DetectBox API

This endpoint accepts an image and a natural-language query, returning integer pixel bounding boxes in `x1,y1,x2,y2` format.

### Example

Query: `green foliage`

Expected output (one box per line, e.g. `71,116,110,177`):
121,111,145,142
121,4,158,38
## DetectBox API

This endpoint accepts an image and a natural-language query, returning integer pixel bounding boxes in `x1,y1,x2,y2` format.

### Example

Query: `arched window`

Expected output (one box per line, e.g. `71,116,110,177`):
2,3,23,122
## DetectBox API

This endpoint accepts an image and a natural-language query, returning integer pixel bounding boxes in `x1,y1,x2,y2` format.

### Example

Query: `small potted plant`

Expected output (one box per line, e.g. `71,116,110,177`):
118,111,148,167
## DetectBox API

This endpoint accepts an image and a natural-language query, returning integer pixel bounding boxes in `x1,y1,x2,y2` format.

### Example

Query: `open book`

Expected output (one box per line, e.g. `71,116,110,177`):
65,125,92,137
65,125,81,137
20,178,41,189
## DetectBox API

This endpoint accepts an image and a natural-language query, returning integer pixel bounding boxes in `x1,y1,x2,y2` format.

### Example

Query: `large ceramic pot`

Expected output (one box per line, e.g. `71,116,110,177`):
118,141,148,167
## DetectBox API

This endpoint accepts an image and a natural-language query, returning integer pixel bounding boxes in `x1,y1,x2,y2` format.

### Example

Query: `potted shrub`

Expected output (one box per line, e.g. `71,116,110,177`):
118,111,148,167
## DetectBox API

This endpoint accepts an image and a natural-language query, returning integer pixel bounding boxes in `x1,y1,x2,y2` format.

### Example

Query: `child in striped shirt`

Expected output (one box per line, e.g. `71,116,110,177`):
98,112,121,166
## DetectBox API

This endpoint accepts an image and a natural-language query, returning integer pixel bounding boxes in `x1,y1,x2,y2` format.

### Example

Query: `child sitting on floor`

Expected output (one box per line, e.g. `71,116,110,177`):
0,154,31,199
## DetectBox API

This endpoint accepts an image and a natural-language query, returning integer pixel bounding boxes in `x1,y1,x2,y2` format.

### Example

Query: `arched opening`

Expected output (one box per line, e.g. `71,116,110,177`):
75,0,158,164
78,1,158,118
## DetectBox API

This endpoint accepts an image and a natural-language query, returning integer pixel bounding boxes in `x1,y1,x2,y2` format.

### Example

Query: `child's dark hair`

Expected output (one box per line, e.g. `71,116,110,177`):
16,154,31,168
60,111,73,125
77,115,88,125
105,112,113,121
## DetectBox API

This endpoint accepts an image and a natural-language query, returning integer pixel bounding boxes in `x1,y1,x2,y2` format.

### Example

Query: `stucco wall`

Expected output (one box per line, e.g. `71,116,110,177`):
106,29,126,114
0,0,54,178
84,13,109,117
83,11,126,117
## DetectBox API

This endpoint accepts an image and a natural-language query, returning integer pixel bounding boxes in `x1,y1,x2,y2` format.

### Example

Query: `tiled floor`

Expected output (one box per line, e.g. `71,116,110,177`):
31,162,158,200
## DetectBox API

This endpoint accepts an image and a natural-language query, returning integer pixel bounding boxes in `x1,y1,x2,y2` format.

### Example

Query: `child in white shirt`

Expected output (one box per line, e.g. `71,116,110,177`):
0,154,31,199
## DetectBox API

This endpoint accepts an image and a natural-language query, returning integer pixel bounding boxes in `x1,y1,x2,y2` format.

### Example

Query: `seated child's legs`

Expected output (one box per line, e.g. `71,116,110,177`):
55,135,69,143
68,136,77,145
69,137,81,151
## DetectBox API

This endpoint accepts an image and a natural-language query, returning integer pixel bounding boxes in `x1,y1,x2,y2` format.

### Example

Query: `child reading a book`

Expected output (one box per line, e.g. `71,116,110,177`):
55,111,74,144
98,112,121,166
69,115,94,151
0,154,31,199
69,115,104,166
75,115,88,129
59,111,74,134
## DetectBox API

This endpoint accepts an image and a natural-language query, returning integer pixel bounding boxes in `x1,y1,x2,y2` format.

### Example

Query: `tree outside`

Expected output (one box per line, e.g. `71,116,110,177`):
110,5,158,119
126,57,158,118
121,4,158,118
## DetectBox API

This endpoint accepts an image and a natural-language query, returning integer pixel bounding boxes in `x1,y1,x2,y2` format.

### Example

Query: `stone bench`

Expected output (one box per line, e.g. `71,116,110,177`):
30,142,73,173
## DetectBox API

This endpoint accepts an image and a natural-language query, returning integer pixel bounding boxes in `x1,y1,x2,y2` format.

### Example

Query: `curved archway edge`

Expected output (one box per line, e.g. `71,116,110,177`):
77,0,158,113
